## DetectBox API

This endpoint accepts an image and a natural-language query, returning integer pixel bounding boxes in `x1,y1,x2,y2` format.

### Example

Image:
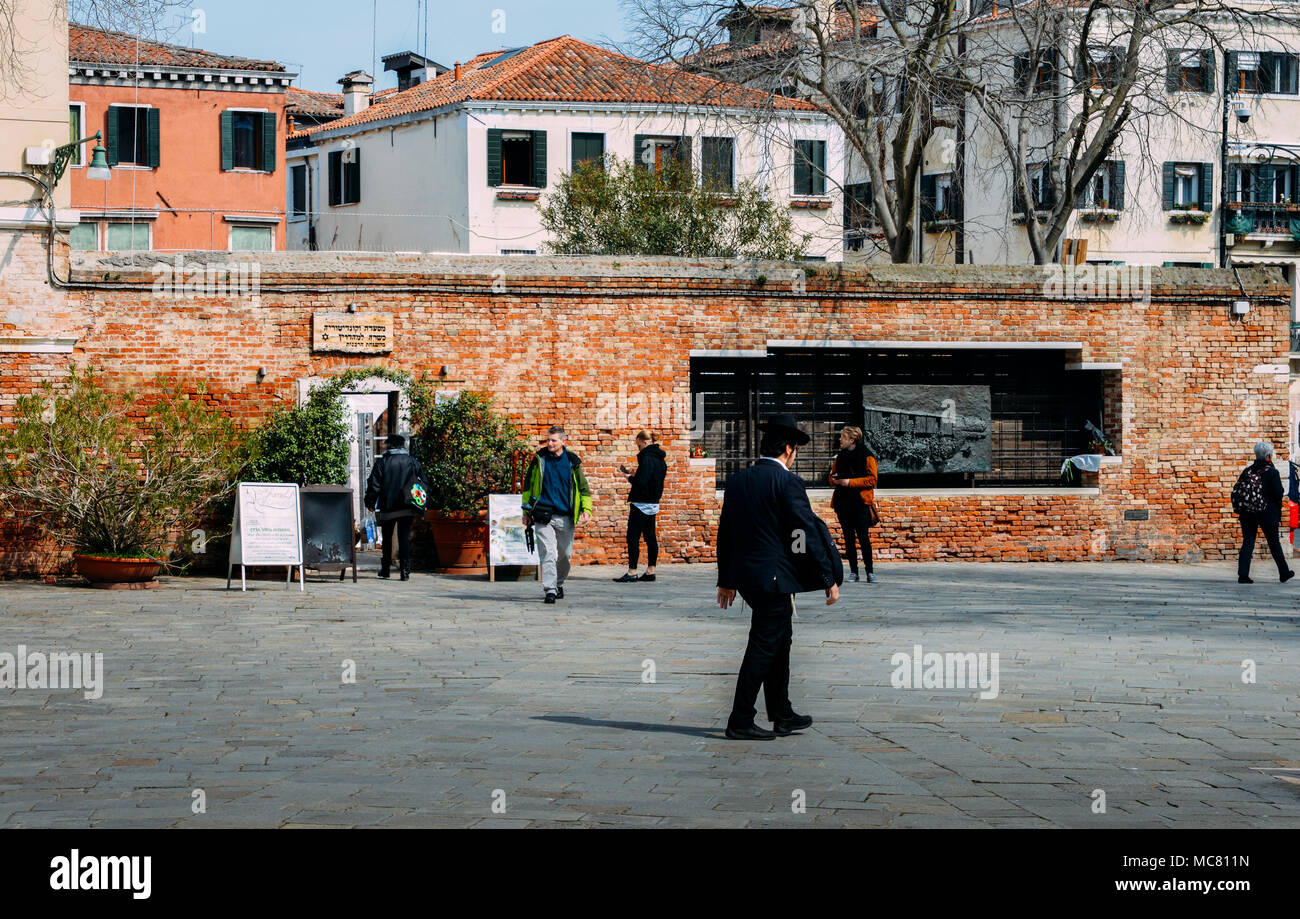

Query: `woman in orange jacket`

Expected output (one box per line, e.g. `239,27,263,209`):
829,425,879,582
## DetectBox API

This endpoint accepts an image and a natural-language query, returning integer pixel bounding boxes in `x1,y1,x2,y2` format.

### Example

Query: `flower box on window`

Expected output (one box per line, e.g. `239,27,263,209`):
1078,208,1121,223
1168,209,1211,224
496,189,540,201
790,197,832,209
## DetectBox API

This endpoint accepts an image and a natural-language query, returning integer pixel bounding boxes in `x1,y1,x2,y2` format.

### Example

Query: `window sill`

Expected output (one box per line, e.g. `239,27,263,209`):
1168,209,1211,224
689,456,715,467
496,189,541,201
225,167,273,174
790,197,832,209
1012,211,1051,224
110,164,154,171
1077,208,1121,222
330,202,360,208
923,218,958,232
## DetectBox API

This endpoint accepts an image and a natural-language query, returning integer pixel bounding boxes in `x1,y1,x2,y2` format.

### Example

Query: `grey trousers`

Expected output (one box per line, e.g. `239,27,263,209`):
535,515,574,593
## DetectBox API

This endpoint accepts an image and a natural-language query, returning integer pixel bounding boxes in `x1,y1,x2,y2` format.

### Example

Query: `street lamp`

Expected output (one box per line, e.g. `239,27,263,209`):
28,131,111,191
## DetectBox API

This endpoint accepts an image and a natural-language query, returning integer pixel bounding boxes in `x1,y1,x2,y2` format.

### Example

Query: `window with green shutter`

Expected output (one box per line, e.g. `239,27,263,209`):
261,112,276,173
701,137,733,191
1163,162,1212,210
571,132,604,172
495,129,546,187
634,135,690,172
108,105,150,167
68,105,83,166
220,111,234,171
793,139,826,196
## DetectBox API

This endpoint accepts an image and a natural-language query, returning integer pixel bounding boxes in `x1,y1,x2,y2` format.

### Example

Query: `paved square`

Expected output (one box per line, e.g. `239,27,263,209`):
1,561,1297,827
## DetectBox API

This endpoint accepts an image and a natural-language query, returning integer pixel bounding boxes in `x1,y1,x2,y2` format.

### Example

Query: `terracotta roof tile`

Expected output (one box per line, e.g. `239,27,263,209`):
290,35,818,139
287,86,345,117
69,23,288,72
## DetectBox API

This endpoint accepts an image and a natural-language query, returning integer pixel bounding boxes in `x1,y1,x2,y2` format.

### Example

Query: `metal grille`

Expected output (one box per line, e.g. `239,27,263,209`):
692,350,1100,490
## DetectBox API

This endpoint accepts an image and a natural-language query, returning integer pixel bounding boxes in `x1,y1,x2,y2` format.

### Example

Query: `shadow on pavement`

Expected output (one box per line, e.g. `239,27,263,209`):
535,714,720,738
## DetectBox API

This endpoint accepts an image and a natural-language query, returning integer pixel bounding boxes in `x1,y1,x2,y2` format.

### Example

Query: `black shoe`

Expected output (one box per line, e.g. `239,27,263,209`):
400,570,410,581
1239,575,1254,584
613,573,639,582
544,592,557,604
556,586,564,599
638,573,656,582
772,713,813,735
725,724,776,741
378,568,391,579
1283,570,1296,583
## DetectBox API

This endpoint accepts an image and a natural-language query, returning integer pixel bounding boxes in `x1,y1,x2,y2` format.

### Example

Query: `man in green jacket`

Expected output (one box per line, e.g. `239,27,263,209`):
521,426,594,603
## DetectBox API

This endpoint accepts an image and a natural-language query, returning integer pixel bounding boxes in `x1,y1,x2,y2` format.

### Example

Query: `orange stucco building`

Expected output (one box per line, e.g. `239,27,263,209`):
67,25,295,252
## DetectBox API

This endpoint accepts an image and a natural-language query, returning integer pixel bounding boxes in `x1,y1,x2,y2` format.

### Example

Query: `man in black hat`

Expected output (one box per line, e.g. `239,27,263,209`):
716,413,841,741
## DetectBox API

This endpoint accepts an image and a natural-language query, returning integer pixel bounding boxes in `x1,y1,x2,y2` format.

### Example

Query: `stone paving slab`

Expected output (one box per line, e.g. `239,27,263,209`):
0,561,1298,827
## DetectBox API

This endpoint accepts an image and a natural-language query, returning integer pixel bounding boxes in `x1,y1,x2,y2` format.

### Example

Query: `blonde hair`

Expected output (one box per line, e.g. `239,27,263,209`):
841,425,863,445
636,430,657,443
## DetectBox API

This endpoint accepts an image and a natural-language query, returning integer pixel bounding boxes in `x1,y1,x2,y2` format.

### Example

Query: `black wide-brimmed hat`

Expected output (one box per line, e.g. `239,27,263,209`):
758,413,811,446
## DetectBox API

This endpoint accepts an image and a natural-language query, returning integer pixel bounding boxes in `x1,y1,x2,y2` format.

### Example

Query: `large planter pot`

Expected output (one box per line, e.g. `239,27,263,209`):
73,554,162,586
426,510,488,573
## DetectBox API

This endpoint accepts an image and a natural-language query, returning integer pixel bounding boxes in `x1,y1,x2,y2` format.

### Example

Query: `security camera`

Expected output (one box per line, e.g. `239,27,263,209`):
1234,100,1251,123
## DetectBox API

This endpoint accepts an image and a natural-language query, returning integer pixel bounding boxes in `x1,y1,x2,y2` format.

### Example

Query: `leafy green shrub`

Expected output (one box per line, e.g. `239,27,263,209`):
412,392,530,514
246,391,351,486
0,367,247,558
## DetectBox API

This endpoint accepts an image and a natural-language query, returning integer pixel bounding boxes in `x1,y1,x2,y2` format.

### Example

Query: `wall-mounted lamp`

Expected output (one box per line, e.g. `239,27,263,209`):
256,366,267,383
26,131,111,190
438,365,448,378
347,302,358,313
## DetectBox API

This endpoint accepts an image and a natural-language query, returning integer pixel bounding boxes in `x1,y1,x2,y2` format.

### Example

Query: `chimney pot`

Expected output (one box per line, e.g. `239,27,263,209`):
454,61,461,81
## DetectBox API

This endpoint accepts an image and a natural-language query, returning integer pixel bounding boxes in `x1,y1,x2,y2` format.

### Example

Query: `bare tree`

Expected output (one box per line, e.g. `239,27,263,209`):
627,0,967,263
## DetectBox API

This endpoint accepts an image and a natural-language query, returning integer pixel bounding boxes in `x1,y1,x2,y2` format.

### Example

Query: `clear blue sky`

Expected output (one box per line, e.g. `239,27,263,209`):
152,0,633,92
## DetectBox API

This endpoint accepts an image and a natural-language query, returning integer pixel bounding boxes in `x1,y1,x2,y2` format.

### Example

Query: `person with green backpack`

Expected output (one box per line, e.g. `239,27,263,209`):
364,433,427,581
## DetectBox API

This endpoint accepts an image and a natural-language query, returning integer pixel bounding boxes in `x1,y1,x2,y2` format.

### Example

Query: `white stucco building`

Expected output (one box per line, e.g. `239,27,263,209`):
285,36,844,259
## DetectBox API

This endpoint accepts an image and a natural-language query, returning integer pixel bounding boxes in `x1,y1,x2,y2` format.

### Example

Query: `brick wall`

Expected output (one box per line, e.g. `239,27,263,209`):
0,246,1291,574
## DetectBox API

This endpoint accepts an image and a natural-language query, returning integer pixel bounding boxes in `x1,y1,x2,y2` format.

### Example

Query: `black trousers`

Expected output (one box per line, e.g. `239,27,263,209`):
380,516,413,571
728,591,795,730
836,505,874,575
626,506,658,569
1238,512,1289,578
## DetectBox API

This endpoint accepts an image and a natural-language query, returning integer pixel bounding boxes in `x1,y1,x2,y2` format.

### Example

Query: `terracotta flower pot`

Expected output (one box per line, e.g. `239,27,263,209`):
74,554,162,585
425,510,488,572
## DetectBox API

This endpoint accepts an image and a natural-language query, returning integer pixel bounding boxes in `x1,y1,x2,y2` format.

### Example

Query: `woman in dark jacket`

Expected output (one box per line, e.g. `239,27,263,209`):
1237,441,1295,584
614,430,667,583
829,426,878,582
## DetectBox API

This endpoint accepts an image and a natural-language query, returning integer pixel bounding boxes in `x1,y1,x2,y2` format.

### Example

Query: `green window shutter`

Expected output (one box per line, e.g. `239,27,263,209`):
1112,160,1125,210
952,177,963,222
1282,54,1299,94
1201,49,1215,92
146,107,160,168
1161,162,1175,209
347,148,361,203
1259,164,1275,202
794,140,811,194
920,173,936,222
328,150,341,206
1199,162,1214,209
1225,51,1238,94
1201,262,1214,268
1162,261,1175,267
531,130,547,188
1165,49,1180,92
634,134,650,169
813,141,826,195
106,106,120,165
675,135,692,170
1042,165,1056,208
220,111,233,171
486,128,503,186
261,112,277,172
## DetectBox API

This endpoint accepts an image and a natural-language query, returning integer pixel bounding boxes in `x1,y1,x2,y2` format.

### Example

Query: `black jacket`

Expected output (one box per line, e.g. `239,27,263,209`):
364,448,425,519
1242,458,1285,525
627,444,667,504
716,458,842,595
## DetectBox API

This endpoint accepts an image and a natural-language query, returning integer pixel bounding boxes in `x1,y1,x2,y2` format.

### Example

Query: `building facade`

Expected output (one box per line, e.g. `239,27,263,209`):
66,25,295,252
286,36,844,258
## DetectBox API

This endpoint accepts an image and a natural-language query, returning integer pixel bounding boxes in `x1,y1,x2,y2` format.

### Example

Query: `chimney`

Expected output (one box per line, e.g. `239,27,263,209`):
383,51,447,91
454,61,461,81
338,70,374,116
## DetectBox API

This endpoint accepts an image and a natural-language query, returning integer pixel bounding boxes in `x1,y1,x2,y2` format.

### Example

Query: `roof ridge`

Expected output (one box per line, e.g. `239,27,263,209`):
69,20,284,70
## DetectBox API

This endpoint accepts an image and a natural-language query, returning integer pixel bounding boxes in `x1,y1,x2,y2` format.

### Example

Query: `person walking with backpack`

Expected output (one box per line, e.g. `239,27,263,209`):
364,433,426,581
614,430,667,583
829,425,879,582
1233,441,1295,584
521,426,593,603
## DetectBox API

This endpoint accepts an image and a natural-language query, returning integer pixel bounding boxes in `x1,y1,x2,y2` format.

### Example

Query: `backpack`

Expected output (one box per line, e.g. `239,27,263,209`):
402,460,429,511
1231,466,1267,515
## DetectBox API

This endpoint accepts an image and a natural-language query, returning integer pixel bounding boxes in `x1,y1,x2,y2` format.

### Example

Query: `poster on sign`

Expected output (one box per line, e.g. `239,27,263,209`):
488,493,539,580
226,483,304,591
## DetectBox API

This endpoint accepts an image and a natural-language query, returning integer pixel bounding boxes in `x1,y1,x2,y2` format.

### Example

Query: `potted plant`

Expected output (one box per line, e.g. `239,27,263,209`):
0,367,247,585
1088,435,1115,455
411,391,530,571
